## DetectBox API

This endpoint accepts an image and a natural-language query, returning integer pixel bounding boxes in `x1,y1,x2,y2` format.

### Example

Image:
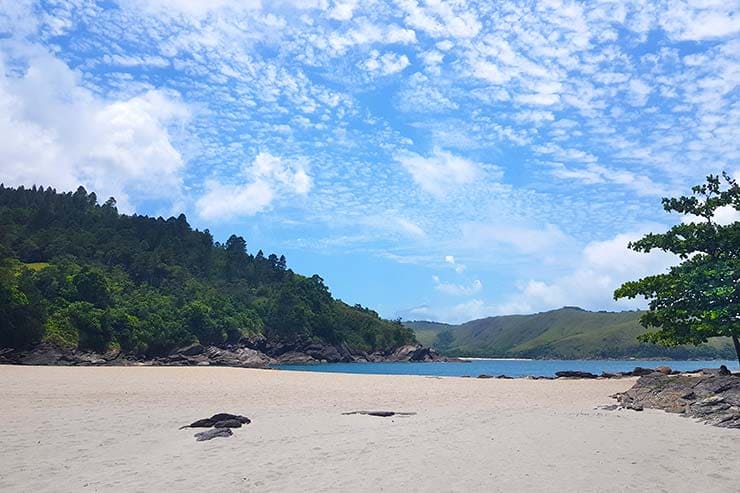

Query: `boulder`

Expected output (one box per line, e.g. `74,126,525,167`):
624,367,657,376
476,374,494,379
194,428,233,441
656,366,672,375
214,419,243,428
180,413,251,429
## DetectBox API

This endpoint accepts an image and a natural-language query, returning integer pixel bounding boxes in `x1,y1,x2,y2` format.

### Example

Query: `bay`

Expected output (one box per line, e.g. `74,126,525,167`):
276,359,739,378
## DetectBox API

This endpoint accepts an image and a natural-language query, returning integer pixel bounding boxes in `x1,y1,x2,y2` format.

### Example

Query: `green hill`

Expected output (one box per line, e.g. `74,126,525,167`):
405,307,735,359
0,185,415,355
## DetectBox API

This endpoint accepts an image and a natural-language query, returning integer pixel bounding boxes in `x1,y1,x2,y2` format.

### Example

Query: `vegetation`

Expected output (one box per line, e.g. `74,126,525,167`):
0,185,414,355
405,307,735,359
614,173,740,365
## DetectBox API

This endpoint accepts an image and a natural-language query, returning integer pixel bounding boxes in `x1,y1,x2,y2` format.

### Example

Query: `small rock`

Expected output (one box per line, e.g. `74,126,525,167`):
214,419,243,428
209,413,251,424
718,365,731,376
476,374,494,379
630,367,656,376
656,366,672,375
555,371,598,379
194,428,233,441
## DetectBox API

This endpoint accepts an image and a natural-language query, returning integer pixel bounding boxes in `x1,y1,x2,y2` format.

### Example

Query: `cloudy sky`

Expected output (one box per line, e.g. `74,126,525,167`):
1,0,738,322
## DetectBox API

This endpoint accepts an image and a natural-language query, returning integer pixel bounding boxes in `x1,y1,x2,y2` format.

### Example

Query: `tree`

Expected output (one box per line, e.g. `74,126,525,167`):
614,173,740,365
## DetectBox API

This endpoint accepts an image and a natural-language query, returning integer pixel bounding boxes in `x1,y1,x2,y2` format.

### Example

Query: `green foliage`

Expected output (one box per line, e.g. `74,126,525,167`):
0,184,414,355
614,173,740,363
405,307,736,359
0,259,45,348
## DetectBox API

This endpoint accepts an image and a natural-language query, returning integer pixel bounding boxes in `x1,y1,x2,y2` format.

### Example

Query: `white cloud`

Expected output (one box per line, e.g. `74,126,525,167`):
433,277,482,296
0,46,189,212
394,147,487,197
327,0,359,21
660,3,740,41
444,254,466,273
196,152,312,219
496,229,679,314
460,222,569,255
682,205,740,226
363,50,410,76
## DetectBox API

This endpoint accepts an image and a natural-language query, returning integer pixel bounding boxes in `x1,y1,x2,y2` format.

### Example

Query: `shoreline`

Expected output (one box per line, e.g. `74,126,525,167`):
1,366,738,492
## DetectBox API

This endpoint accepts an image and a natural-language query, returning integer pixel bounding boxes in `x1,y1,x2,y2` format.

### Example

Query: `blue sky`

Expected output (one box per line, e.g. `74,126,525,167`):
1,0,738,322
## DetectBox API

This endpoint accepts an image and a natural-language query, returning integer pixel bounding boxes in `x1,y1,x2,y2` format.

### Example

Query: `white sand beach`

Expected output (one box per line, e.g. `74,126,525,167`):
0,366,738,492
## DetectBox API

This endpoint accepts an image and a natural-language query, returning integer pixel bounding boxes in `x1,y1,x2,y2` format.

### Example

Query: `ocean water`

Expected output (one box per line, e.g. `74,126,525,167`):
275,359,739,378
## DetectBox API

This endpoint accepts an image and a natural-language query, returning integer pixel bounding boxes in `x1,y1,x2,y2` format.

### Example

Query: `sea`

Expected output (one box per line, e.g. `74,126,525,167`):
275,359,739,378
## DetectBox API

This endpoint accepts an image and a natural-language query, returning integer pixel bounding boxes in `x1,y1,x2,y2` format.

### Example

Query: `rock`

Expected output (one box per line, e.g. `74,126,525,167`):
180,413,251,429
598,404,619,411
214,419,243,428
600,372,621,379
613,373,740,428
176,343,205,356
275,351,319,364
719,365,731,376
194,428,233,441
656,366,672,375
180,418,215,429
555,371,598,379
630,367,657,376
209,413,251,424
496,374,513,379
476,374,494,379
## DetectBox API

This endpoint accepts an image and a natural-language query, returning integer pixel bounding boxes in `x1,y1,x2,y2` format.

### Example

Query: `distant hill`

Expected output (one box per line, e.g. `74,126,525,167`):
405,307,735,360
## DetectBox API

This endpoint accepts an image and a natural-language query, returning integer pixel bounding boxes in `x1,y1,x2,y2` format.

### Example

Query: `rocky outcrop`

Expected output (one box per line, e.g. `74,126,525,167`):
613,373,740,428
0,339,450,367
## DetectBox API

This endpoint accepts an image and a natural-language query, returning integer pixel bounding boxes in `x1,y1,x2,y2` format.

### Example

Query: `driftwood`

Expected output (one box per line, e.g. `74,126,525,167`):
342,411,416,417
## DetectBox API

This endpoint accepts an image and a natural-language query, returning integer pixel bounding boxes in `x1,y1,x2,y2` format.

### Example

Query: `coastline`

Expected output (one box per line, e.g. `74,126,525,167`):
1,366,738,492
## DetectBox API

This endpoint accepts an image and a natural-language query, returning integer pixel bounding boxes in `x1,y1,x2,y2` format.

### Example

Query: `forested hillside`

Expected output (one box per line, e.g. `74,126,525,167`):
0,185,414,356
406,307,735,359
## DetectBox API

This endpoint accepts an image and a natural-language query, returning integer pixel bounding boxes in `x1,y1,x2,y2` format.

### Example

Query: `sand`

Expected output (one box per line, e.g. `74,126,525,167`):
0,366,738,492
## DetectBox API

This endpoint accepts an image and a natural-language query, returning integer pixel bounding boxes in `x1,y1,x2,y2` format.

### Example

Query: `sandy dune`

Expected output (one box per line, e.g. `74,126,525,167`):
0,366,738,492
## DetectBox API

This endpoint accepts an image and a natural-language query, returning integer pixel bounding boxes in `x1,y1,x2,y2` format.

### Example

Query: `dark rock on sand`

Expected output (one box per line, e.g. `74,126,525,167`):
477,374,494,379
614,373,740,428
555,371,598,379
210,413,251,424
214,419,243,428
180,413,251,429
194,428,233,441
